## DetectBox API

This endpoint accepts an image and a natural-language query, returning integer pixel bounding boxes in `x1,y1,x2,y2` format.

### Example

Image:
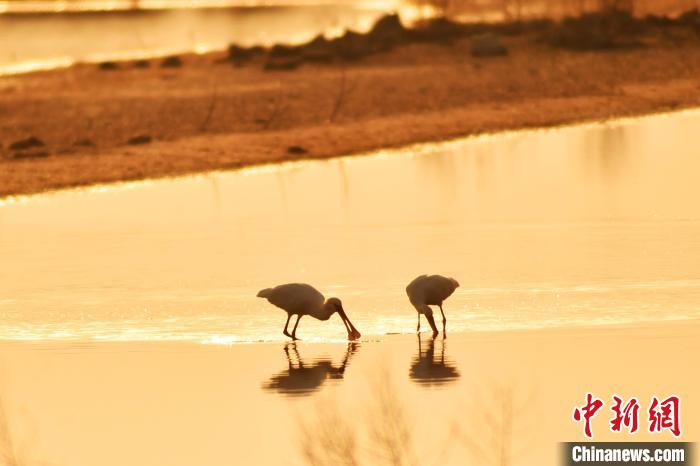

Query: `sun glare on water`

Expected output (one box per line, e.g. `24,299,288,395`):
0,0,397,13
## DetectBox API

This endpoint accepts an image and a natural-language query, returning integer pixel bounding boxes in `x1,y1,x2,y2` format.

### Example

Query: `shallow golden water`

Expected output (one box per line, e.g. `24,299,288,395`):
0,323,698,466
1,112,700,465
1,111,700,342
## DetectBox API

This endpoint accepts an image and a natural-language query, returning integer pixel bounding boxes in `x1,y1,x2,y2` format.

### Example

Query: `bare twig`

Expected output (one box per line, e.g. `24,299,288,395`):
199,83,219,132
0,394,20,466
328,67,348,124
299,399,359,466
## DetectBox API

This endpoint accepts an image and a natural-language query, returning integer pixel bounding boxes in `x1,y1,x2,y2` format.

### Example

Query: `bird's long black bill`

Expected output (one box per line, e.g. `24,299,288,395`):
338,308,361,340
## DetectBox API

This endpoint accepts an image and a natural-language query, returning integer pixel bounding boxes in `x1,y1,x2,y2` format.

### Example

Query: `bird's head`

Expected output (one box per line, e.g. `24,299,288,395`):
326,297,342,309
326,297,361,341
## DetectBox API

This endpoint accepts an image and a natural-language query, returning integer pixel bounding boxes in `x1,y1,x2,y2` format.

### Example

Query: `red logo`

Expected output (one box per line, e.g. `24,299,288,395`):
573,392,604,438
573,394,681,438
610,395,640,434
649,396,681,438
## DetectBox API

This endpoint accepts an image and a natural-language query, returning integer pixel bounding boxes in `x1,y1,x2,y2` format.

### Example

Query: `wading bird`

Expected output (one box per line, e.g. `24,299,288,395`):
406,274,459,337
257,283,361,341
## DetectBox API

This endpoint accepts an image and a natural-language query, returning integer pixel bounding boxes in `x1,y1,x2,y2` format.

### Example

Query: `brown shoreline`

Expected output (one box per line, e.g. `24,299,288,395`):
3,23,700,197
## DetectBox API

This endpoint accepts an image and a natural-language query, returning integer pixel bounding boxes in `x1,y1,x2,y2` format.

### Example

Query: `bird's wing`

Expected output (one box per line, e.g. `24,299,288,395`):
265,283,324,314
423,275,459,302
406,274,429,295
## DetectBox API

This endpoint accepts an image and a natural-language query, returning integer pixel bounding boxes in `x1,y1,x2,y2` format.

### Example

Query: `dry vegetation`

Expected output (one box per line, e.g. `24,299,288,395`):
3,4,700,196
0,393,33,466
299,374,417,466
0,397,20,466
423,0,700,21
298,373,537,466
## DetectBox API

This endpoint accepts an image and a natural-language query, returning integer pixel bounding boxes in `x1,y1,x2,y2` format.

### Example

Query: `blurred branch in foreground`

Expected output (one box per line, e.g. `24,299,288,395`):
367,371,417,466
298,371,417,466
0,394,21,466
299,398,359,466
297,373,541,466
452,380,539,466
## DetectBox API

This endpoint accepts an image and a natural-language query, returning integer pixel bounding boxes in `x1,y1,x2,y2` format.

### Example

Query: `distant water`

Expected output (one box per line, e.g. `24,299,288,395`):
1,110,700,342
0,4,390,74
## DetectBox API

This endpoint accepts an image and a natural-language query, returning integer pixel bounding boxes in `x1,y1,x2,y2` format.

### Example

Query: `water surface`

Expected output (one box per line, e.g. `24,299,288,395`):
2,110,699,342
2,324,698,466
0,5,388,74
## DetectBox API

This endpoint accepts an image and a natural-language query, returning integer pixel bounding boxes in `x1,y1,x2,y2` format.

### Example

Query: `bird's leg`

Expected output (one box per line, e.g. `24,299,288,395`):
439,304,447,327
282,314,293,339
439,304,447,338
416,313,421,333
291,314,302,340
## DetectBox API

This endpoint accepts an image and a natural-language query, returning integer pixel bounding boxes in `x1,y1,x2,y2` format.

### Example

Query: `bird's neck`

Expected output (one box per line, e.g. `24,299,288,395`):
319,301,335,320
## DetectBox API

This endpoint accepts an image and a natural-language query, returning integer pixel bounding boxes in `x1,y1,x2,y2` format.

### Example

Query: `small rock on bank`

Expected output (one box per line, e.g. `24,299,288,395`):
470,33,508,57
287,145,308,155
10,136,46,151
127,135,152,145
161,56,183,68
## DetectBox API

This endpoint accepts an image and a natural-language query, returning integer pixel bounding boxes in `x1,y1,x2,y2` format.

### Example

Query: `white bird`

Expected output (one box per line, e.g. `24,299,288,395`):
257,283,361,341
406,274,459,337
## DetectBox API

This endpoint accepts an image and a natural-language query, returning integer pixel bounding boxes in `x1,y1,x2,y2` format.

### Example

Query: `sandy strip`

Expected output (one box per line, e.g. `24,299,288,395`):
2,30,700,197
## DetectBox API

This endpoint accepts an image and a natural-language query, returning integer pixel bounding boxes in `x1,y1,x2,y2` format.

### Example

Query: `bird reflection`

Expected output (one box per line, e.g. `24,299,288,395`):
409,336,460,386
262,342,359,396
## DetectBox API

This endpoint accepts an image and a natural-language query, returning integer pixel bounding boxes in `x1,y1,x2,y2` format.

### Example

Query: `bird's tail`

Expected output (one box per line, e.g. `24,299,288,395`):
257,288,273,298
